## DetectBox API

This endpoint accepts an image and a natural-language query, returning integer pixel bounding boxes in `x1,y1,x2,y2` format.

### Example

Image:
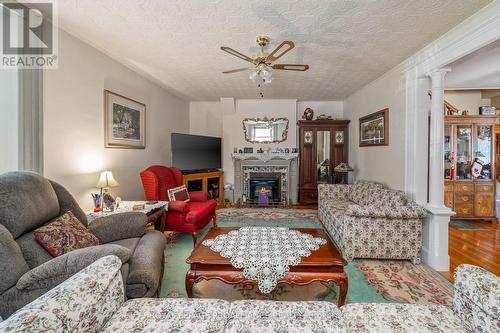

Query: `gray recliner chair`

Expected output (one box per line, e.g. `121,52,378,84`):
0,171,166,318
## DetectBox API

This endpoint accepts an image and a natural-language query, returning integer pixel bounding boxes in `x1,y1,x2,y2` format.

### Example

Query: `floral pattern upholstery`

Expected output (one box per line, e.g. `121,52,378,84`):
341,303,467,333
453,264,500,333
1,256,499,333
318,181,426,264
101,298,230,333
225,300,345,333
0,255,124,333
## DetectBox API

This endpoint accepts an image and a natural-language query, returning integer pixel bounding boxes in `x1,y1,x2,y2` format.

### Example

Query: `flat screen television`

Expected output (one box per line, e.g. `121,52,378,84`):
171,133,222,173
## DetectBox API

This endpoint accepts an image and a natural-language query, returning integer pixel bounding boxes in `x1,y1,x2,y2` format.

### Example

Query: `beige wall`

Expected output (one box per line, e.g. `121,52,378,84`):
444,90,491,115
343,66,406,190
44,30,189,210
491,95,500,108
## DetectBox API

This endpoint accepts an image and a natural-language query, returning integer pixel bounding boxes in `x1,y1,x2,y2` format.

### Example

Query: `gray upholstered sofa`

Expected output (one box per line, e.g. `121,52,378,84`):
318,180,427,264
0,171,166,318
1,255,498,332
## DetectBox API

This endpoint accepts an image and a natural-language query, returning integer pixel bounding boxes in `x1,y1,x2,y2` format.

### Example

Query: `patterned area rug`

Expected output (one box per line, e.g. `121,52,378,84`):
356,260,453,305
217,208,320,223
161,208,452,305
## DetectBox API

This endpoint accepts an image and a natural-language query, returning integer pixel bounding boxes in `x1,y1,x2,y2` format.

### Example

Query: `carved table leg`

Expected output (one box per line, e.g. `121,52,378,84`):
336,272,348,306
185,270,196,298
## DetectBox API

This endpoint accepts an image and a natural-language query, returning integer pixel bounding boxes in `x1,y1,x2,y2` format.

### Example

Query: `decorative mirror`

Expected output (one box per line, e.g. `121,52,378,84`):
242,117,289,143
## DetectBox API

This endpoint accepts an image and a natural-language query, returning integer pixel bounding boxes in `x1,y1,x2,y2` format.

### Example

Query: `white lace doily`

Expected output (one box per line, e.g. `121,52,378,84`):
202,227,327,293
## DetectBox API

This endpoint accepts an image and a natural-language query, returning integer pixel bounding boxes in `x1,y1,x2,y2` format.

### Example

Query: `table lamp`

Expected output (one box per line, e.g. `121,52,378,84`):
334,163,354,184
95,171,119,211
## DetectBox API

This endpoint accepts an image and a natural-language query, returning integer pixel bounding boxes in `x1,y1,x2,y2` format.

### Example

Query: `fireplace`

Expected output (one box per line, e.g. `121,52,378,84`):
249,173,281,205
233,152,299,206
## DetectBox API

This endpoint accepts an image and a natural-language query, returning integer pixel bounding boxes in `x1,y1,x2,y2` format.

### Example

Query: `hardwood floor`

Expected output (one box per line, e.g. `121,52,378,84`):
441,221,500,282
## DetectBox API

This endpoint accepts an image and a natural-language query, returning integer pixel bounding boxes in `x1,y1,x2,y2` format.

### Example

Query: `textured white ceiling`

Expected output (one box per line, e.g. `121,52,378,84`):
446,39,500,89
52,0,491,101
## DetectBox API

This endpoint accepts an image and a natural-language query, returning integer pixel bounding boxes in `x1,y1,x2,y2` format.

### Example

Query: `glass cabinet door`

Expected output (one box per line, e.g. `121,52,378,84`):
475,125,492,179
456,125,472,180
316,131,331,184
444,126,452,179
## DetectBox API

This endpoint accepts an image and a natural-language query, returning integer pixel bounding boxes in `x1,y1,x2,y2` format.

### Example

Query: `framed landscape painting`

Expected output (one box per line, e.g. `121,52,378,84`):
104,90,146,149
359,108,389,146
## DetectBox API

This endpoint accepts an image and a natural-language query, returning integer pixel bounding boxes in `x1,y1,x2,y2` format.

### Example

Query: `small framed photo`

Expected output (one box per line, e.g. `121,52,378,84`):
304,131,313,144
243,147,253,153
335,131,344,145
359,108,389,147
104,90,146,149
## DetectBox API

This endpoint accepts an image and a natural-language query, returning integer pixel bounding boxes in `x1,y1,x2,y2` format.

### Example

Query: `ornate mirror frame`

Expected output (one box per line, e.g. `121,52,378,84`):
242,117,289,143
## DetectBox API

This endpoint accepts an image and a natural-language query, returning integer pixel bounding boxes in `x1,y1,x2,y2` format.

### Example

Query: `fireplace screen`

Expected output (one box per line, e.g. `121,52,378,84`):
249,175,280,205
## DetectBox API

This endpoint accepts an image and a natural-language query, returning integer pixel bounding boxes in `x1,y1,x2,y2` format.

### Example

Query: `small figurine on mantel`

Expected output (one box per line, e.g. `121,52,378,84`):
316,114,333,120
302,107,314,120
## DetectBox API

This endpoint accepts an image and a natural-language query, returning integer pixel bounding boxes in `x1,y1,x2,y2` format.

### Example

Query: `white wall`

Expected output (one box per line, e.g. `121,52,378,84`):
444,90,491,115
44,30,189,210
189,99,344,186
0,69,18,174
343,66,406,190
189,101,223,137
296,101,343,120
222,99,298,184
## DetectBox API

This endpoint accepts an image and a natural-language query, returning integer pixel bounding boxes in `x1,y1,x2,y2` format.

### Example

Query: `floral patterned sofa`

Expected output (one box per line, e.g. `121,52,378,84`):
1,255,498,332
318,181,427,264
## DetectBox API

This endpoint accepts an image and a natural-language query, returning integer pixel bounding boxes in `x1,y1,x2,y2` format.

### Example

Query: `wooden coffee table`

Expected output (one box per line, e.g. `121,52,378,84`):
185,227,348,306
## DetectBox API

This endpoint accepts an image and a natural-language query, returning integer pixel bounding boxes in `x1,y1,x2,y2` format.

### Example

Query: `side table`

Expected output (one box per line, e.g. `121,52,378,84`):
86,201,168,233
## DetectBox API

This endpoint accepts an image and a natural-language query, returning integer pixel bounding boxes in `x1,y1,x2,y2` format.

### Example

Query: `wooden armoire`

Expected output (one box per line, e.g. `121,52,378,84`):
444,115,497,222
298,120,350,204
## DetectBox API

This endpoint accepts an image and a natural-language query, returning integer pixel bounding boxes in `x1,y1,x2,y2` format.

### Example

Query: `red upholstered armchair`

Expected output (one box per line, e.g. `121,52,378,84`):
140,165,217,245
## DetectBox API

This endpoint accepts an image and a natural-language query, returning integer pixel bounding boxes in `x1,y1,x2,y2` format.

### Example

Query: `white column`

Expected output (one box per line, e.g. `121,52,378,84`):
428,69,450,206
422,68,453,272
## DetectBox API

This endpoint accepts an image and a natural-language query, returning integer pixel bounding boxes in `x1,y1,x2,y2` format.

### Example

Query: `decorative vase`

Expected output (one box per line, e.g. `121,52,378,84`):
302,108,314,120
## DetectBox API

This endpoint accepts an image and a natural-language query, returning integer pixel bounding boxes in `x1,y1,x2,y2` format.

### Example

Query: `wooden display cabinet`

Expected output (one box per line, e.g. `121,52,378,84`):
182,171,224,208
298,120,350,204
444,115,496,222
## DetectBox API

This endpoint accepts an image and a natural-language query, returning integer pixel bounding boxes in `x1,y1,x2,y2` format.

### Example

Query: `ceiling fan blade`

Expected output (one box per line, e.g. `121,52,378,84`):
266,41,295,62
222,67,251,74
272,64,309,71
220,46,254,63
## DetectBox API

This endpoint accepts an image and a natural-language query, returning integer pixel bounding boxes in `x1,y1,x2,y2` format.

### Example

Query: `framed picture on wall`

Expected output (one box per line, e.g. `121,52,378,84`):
359,108,389,147
104,90,146,149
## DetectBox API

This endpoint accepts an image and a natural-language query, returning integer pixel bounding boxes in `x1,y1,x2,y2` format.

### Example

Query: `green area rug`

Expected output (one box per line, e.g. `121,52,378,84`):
160,208,452,305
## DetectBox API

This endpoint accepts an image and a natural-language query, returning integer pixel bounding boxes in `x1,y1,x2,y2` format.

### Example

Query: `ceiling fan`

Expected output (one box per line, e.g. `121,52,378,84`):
221,36,309,84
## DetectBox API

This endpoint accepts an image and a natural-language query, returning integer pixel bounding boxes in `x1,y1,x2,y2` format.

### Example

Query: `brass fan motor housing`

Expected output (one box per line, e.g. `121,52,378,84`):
256,36,271,47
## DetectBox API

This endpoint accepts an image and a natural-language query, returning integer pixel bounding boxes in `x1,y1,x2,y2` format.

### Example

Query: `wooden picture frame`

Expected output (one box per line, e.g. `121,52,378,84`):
359,108,389,147
104,90,146,149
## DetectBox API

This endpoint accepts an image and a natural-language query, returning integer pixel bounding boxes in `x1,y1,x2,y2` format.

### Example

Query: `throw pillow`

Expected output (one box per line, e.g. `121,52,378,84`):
167,185,190,202
34,211,100,257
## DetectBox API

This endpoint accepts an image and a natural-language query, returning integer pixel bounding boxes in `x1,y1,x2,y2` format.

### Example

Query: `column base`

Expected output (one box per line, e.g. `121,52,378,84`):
421,204,455,272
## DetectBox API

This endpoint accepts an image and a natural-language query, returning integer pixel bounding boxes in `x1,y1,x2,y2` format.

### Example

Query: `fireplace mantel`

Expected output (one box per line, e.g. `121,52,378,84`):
233,153,299,205
232,152,298,162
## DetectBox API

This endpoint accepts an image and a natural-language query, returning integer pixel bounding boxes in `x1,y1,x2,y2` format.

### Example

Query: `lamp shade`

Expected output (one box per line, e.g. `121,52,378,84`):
96,171,119,188
334,163,354,173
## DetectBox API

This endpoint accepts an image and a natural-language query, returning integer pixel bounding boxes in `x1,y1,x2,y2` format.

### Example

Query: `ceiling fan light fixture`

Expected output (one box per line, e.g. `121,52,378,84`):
248,69,258,81
260,67,273,84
